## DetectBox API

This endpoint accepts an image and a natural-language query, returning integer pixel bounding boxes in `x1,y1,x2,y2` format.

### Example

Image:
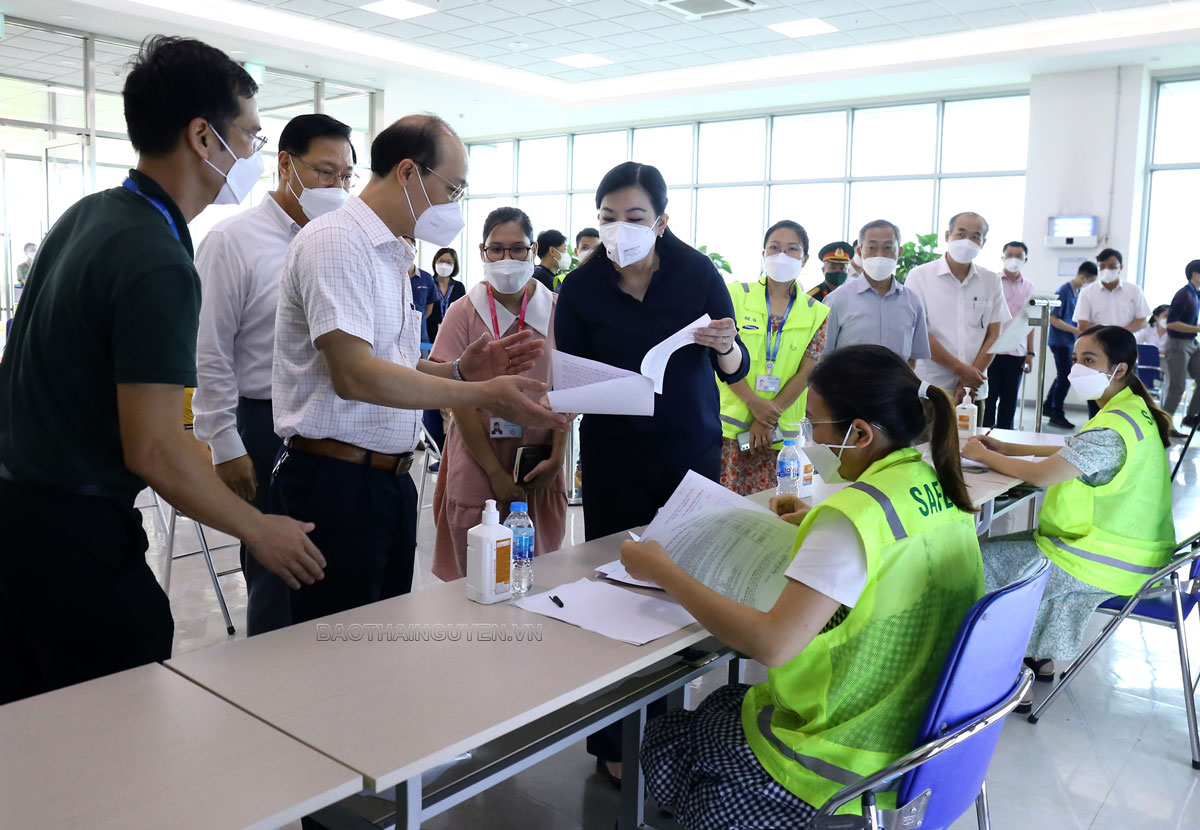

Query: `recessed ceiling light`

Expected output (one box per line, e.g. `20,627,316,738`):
510,41,530,50
230,50,246,55
359,0,434,21
553,53,613,69
768,19,838,38
59,14,75,20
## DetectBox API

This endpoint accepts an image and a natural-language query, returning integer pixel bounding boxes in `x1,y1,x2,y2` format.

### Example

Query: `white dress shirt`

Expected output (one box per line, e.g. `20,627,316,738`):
273,195,423,454
906,256,1010,398
192,195,301,465
1075,280,1150,329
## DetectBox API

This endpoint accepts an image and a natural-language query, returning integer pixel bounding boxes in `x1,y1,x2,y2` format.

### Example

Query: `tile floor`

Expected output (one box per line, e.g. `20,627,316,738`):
143,400,1200,830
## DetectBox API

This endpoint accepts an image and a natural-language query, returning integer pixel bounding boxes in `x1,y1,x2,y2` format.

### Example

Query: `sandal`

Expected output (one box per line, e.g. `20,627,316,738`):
1023,657,1056,683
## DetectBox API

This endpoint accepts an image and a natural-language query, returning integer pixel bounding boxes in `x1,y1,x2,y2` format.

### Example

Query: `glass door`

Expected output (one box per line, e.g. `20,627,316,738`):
44,135,88,230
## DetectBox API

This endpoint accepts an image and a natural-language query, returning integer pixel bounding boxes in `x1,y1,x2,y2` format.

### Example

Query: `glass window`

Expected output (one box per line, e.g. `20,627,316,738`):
1153,80,1200,166
516,194,568,247
94,91,126,134
572,130,627,194
570,191,598,241
463,197,510,288
0,77,51,124
1143,169,1200,305
771,111,847,180
849,179,936,247
698,118,766,184
851,103,937,177
322,83,372,181
665,188,694,246
942,96,1029,173
937,176,1027,268
633,124,694,186
469,141,513,195
1,155,50,284
95,137,137,190
517,136,567,193
768,183,846,284
695,186,765,282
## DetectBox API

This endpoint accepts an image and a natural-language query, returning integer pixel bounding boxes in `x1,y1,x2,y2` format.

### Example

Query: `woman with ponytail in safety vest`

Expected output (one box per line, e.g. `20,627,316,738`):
963,324,1175,712
621,344,985,829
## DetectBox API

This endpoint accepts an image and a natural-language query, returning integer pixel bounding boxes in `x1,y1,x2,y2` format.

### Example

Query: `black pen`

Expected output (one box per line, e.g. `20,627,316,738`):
550,595,564,608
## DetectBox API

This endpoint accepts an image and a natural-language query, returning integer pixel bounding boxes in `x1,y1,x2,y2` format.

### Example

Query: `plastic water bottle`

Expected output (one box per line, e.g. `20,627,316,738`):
504,501,535,597
776,440,802,497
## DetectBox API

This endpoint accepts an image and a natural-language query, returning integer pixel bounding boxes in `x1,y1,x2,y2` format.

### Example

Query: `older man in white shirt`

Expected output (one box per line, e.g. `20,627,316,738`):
906,211,1010,404
271,113,567,626
193,114,356,635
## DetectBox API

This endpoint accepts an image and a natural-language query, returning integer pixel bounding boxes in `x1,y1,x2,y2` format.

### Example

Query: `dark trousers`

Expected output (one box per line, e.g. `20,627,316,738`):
237,397,291,636
0,480,173,704
422,409,445,453
269,448,417,624
1044,345,1073,417
983,355,1025,430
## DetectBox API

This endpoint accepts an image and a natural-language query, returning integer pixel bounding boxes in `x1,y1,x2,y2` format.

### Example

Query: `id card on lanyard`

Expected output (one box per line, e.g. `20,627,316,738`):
486,283,531,439
757,284,795,394
122,177,179,240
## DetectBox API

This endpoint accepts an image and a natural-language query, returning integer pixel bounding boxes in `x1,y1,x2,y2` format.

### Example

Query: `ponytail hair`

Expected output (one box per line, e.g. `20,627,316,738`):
1079,325,1172,447
808,345,975,514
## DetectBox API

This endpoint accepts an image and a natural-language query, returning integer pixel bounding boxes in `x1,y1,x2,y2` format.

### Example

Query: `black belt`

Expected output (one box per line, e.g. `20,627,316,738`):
0,463,135,503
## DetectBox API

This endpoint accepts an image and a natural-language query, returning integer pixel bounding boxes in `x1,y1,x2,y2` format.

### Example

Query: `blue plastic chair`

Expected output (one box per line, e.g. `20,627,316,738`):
1136,343,1163,397
811,559,1051,830
1029,533,1200,769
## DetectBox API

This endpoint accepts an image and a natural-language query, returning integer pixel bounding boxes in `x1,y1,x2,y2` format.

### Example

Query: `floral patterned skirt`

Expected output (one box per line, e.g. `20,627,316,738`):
720,438,777,497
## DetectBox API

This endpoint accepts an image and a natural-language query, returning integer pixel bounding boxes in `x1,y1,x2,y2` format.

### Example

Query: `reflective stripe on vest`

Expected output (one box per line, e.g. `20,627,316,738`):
756,706,863,787
848,481,908,541
1048,536,1161,576
1110,409,1144,441
721,414,751,430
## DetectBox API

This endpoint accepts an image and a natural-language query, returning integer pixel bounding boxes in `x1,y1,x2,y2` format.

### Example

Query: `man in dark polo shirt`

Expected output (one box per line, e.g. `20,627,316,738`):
0,36,324,704
1164,258,1200,428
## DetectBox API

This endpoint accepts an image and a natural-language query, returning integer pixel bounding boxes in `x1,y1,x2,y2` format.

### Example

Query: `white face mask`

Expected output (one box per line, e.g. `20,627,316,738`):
1099,268,1122,285
557,250,572,271
861,256,896,281
599,219,658,268
1003,257,1025,274
288,174,347,221
851,252,863,270
403,167,465,246
947,238,982,264
205,128,264,206
1068,362,1121,402
763,252,803,283
483,258,534,294
801,423,858,484
435,261,455,277
577,247,595,264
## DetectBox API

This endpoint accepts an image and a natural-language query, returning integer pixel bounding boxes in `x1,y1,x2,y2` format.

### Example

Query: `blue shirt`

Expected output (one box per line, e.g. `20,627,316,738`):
409,268,436,344
1167,282,1200,341
554,240,749,439
1048,280,1078,349
823,275,931,361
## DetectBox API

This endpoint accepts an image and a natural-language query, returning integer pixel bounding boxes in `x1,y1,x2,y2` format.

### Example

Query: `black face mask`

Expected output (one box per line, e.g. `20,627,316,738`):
825,269,848,287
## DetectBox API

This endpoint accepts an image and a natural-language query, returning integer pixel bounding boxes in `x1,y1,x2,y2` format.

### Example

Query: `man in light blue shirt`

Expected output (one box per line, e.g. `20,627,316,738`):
823,219,931,364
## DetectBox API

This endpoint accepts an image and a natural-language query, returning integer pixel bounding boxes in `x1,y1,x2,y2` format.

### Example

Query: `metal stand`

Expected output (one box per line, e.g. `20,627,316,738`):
1027,294,1062,433
564,416,582,506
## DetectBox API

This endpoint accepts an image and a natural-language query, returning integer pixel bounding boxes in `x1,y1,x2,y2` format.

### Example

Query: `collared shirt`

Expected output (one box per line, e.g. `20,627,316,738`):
0,169,199,498
409,267,436,344
823,275,931,361
532,264,556,291
906,256,1010,396
1048,280,1079,349
273,195,422,454
807,280,838,303
997,272,1036,358
192,194,301,465
1075,280,1150,330
1166,283,1199,342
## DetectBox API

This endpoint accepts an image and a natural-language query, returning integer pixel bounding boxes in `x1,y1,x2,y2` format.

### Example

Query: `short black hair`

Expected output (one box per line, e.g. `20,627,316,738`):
1150,304,1170,323
23,242,36,253
483,206,533,244
123,35,257,157
576,227,599,245
1097,248,1124,266
537,229,567,258
279,113,356,165
596,161,668,213
1003,240,1028,256
1078,261,1098,277
762,220,809,255
858,219,901,247
433,247,459,277
1185,259,1200,281
370,113,458,177
948,211,989,237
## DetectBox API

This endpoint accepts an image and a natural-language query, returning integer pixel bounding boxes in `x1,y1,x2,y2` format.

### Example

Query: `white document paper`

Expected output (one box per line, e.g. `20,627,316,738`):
595,559,662,590
513,578,695,646
640,314,712,394
643,469,774,540
988,305,1032,354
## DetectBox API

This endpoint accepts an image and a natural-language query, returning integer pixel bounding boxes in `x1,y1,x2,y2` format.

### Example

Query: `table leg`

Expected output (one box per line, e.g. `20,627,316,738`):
618,706,647,830
394,777,422,830
728,656,745,685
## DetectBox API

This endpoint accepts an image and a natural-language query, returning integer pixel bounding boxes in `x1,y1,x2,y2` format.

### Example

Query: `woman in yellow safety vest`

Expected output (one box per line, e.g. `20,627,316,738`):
719,220,829,496
963,325,1175,711
622,345,984,828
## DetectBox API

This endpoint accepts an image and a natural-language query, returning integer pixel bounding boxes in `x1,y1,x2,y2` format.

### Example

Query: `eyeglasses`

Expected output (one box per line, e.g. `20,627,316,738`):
423,165,467,203
229,123,268,154
482,244,532,261
292,155,357,190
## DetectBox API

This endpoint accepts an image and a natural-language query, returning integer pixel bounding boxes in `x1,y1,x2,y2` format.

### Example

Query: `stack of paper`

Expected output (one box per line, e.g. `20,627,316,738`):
513,578,696,646
595,560,661,590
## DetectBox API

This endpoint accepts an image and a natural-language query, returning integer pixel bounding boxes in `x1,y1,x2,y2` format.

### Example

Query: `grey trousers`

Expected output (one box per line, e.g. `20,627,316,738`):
1164,338,1200,420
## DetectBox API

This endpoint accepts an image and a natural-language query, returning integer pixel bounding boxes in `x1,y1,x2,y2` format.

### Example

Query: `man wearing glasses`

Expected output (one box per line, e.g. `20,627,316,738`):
193,114,357,635
271,113,569,626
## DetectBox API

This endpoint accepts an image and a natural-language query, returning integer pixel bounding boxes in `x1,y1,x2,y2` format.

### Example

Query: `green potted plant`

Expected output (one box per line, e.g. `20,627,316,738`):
895,232,940,283
698,245,733,279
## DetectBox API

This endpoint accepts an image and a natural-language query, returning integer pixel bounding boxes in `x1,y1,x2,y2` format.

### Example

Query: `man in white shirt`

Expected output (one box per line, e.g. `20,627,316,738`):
1075,247,1150,416
906,212,1010,403
272,113,567,625
193,114,356,635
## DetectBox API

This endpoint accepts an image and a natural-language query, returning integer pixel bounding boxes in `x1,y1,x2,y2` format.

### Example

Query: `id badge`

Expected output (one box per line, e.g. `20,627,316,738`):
489,418,522,439
755,374,781,393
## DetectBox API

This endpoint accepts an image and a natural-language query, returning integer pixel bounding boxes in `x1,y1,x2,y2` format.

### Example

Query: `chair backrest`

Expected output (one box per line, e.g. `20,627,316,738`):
895,559,1050,830
1137,344,1163,386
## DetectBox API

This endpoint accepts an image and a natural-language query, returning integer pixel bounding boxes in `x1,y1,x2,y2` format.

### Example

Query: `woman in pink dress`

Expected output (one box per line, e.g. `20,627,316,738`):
430,207,567,581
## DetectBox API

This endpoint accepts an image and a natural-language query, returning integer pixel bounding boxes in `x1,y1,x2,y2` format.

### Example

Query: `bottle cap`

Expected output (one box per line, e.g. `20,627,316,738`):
782,439,796,446
511,501,528,513
482,499,499,525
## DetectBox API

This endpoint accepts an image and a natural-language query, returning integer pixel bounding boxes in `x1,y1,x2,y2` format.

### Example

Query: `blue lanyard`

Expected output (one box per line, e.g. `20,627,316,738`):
122,177,179,240
436,281,454,316
765,283,795,373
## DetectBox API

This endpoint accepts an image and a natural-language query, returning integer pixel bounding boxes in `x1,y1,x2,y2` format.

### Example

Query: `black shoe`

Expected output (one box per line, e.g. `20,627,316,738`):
1182,416,1198,430
594,757,621,790
1048,416,1074,429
